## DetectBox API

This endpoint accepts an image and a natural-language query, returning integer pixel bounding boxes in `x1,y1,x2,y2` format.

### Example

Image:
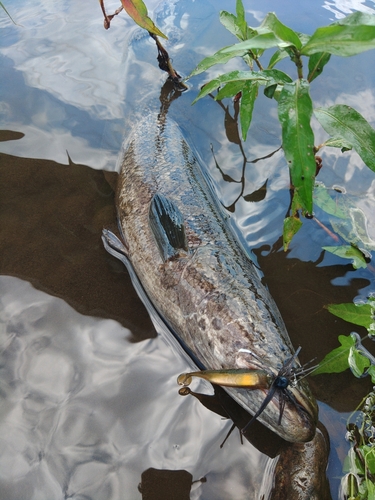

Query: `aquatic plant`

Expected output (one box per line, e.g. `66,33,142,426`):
99,0,187,89
100,0,375,260
99,0,166,36
314,300,375,378
188,0,375,249
313,299,375,499
342,391,375,500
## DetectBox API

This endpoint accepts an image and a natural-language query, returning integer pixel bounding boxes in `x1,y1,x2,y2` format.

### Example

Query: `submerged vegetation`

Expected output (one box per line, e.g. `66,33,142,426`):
315,300,375,499
343,390,375,500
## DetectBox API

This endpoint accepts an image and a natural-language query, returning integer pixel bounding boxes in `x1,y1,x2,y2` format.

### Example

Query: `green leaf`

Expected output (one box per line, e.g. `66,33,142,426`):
219,10,241,39
189,47,248,78
313,334,355,375
121,0,168,39
278,80,316,214
339,11,375,26
260,69,293,84
192,71,266,103
323,245,368,269
220,11,244,40
235,0,248,40
219,11,303,54
192,69,292,104
323,136,353,152
264,83,277,99
221,32,285,54
368,365,375,384
315,105,375,172
264,83,284,101
267,48,289,69
283,215,302,251
348,346,370,377
307,52,331,82
258,12,302,49
327,302,374,329
240,81,258,141
297,32,311,46
313,184,347,218
220,3,258,49
367,479,375,500
291,188,305,212
215,81,244,100
301,12,375,56
363,445,375,475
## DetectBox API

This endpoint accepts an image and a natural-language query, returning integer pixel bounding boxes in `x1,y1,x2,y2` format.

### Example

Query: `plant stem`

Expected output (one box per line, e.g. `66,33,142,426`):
295,53,304,79
149,33,188,90
249,50,264,71
99,0,123,29
0,1,17,24
289,48,304,79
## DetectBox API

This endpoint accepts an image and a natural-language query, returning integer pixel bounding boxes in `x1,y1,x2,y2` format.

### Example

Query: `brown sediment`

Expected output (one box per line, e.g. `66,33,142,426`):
0,144,155,341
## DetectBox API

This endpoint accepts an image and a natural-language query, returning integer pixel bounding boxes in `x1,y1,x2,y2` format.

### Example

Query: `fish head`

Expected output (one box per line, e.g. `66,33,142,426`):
227,352,319,443
228,378,318,443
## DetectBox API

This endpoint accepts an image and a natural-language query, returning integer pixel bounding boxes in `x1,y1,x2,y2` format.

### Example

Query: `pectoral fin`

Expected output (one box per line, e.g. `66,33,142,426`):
149,193,188,261
102,228,129,260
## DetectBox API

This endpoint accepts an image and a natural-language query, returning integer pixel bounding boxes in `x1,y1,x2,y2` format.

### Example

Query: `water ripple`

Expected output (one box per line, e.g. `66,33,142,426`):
0,276,268,499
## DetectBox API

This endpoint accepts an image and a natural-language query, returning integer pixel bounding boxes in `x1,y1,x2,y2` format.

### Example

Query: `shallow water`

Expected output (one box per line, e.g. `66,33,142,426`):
1,0,375,498
0,275,274,500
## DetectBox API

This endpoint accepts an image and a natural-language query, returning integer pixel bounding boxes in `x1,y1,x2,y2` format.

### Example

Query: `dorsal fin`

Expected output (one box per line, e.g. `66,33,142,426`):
149,193,188,261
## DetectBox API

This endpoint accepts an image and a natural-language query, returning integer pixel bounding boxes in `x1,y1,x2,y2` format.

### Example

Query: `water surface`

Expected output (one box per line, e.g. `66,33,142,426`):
1,0,375,498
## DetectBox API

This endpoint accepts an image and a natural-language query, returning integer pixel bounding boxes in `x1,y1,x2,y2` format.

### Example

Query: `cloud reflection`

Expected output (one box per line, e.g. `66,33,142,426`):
322,0,375,18
0,276,268,500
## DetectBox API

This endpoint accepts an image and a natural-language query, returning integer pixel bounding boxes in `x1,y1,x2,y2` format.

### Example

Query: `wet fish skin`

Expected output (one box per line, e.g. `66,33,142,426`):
270,427,332,500
116,113,318,442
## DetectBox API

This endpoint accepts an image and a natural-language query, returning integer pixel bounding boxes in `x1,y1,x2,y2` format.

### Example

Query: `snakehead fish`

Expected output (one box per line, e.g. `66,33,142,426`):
108,112,318,443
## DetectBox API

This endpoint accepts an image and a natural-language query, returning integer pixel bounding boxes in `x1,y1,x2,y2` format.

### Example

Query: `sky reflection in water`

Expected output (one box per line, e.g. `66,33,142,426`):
0,276,270,500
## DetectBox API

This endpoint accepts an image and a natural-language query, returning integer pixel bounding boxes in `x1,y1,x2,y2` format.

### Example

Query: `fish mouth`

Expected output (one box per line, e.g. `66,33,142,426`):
226,379,318,443
276,378,318,441
227,348,319,442
224,357,319,443
287,377,319,425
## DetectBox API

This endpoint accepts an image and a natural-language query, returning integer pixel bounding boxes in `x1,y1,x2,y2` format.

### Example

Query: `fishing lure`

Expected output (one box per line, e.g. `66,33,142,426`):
178,347,315,434
177,369,272,390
